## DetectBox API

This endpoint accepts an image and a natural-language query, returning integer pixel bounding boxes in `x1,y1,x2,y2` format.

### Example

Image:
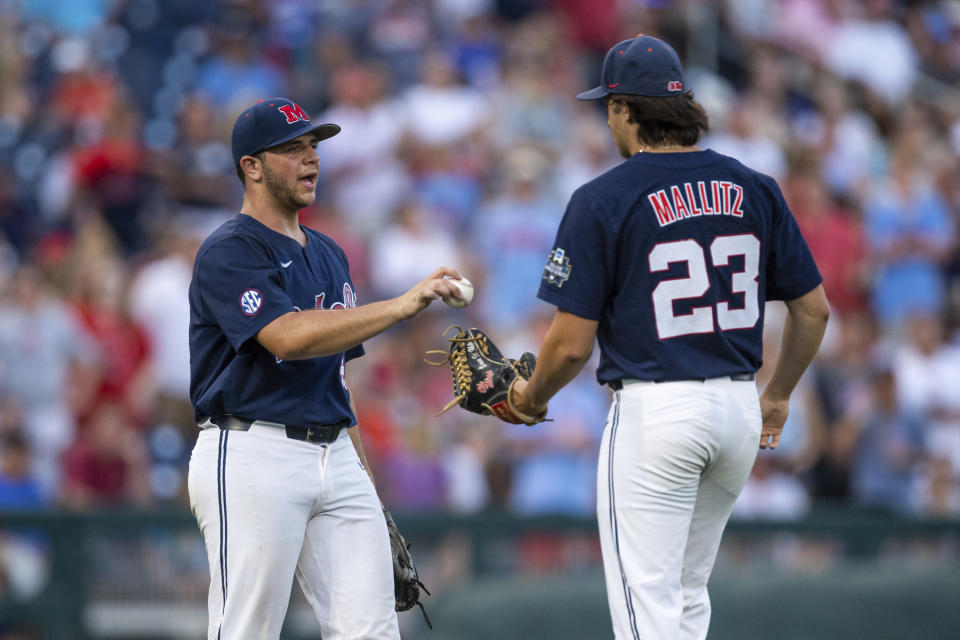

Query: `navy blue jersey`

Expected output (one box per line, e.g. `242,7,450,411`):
189,214,363,426
537,149,821,384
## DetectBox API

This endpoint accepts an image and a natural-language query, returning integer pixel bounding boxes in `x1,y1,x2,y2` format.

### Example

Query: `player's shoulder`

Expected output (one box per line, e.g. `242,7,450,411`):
706,149,784,194
194,215,270,265
570,163,633,212
562,160,656,229
577,157,643,200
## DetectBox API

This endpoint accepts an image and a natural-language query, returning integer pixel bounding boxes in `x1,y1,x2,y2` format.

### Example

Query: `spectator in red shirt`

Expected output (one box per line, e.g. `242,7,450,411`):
60,401,151,509
785,165,869,316
68,247,152,425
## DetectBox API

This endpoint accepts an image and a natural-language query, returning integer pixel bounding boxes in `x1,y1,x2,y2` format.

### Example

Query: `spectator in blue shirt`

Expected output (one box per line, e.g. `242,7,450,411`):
0,431,45,510
863,142,953,329
851,363,927,514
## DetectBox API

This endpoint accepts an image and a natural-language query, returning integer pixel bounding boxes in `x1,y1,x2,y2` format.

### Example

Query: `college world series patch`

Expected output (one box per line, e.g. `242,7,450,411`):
240,288,263,316
542,247,572,287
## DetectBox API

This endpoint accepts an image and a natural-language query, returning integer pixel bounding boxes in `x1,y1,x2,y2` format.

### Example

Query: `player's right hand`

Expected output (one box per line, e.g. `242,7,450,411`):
395,267,463,319
758,393,789,449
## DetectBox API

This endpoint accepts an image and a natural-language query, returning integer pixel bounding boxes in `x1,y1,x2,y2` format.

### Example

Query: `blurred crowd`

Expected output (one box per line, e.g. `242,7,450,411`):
0,0,959,537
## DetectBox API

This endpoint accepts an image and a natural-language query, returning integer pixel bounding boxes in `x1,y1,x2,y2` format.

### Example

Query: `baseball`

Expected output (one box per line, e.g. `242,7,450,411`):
445,277,473,308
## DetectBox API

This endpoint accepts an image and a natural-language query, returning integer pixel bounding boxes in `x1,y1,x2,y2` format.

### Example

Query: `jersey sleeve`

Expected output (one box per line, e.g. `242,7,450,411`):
537,187,613,320
195,236,296,351
764,181,823,301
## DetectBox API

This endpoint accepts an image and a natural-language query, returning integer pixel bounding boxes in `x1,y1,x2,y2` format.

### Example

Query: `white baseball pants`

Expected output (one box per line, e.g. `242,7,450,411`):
597,377,761,640
188,423,400,640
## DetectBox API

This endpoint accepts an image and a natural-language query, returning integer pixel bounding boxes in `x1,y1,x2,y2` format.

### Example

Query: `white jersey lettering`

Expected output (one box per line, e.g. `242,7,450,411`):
671,185,692,219
731,185,745,217
698,181,714,215
650,180,746,226
683,183,703,216
720,181,734,215
648,190,676,226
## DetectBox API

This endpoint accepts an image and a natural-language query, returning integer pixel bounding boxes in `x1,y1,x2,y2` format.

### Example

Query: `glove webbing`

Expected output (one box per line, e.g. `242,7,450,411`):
425,325,493,415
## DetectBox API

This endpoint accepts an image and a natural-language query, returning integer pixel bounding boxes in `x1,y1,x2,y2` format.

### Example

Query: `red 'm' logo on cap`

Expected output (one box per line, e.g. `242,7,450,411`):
278,103,309,124
668,81,683,91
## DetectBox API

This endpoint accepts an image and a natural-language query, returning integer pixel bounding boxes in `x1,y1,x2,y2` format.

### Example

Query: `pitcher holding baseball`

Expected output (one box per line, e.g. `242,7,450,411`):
187,97,467,639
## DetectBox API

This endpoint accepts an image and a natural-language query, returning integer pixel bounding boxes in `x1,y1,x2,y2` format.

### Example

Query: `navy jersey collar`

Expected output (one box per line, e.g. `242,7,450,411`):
236,213,310,249
627,148,724,169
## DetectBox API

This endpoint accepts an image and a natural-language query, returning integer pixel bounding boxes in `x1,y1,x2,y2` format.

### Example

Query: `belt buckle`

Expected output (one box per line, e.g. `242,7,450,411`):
304,427,316,443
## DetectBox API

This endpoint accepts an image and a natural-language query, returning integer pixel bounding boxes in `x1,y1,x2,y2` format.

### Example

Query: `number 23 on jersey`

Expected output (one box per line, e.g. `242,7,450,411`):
649,233,760,340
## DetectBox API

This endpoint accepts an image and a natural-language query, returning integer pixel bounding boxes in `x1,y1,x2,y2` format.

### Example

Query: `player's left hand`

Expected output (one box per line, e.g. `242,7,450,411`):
383,508,432,628
758,393,789,449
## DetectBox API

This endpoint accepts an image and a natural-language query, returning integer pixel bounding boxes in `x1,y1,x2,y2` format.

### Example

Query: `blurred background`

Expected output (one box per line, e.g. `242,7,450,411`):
0,0,959,638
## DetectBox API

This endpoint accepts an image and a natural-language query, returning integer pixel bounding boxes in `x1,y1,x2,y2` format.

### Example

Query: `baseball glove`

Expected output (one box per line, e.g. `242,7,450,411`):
426,326,548,425
384,508,432,629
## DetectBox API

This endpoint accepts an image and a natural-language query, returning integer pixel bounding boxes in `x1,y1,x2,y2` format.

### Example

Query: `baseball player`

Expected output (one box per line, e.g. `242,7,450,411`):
508,37,830,639
187,97,463,640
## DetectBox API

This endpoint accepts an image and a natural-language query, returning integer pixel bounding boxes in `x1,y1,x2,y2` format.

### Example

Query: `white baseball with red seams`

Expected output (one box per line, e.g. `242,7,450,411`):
444,277,473,308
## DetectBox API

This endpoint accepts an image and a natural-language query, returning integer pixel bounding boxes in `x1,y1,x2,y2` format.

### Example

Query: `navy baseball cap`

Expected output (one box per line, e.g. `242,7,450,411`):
231,98,340,166
577,35,685,100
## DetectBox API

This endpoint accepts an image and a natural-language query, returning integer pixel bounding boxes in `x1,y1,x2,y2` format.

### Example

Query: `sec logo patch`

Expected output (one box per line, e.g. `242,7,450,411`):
240,289,263,316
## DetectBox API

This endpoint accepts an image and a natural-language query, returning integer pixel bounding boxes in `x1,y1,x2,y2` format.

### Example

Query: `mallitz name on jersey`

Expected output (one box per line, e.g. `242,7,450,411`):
647,180,744,228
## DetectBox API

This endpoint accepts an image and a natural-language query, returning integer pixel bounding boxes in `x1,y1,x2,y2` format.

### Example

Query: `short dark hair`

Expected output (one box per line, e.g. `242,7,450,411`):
605,91,709,147
235,151,265,185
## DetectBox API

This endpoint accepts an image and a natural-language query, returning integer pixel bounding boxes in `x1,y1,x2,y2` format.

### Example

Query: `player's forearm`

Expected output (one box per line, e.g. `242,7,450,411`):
526,343,591,409
259,300,406,360
763,285,830,401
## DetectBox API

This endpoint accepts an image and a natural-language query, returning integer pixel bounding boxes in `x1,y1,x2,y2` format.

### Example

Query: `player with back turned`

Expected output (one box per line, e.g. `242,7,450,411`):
187,98,461,639
507,37,831,638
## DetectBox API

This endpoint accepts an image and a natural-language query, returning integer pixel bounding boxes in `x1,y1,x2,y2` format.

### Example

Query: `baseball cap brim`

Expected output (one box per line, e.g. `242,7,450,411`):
260,122,341,153
576,86,609,100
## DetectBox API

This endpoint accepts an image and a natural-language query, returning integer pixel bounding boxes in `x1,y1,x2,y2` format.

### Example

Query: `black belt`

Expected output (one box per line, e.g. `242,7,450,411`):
608,373,755,391
204,415,346,444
